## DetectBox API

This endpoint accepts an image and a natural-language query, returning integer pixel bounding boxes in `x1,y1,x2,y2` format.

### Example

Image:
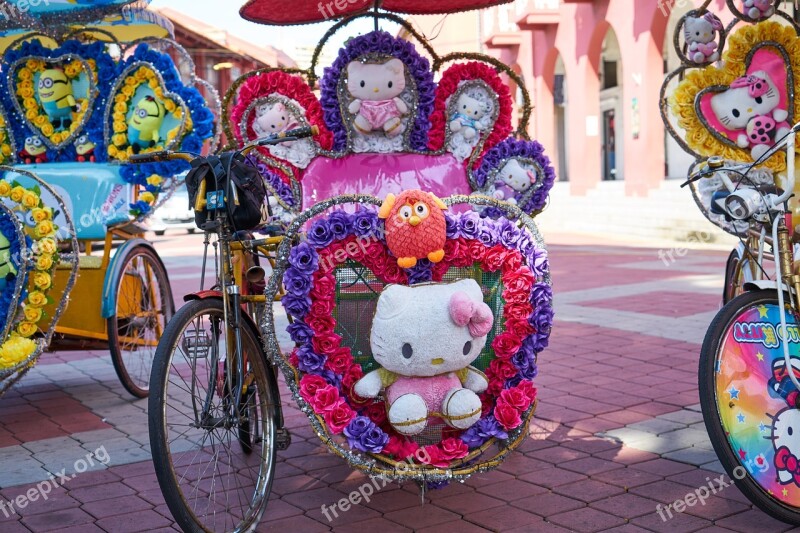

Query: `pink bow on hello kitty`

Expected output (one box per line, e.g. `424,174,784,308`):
730,75,770,98
703,12,723,31
449,292,494,338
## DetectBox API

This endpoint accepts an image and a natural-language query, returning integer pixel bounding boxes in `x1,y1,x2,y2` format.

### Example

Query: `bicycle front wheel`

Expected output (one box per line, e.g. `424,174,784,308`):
700,289,800,525
149,298,277,532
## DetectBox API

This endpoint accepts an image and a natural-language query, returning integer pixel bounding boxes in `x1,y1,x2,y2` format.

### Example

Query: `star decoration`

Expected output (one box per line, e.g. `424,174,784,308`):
728,386,740,400
783,488,789,497
759,422,769,432
738,448,747,460
737,413,746,423
759,305,769,318
756,352,765,362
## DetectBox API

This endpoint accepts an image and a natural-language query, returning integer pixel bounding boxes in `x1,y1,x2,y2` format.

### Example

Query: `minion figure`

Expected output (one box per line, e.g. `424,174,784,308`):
18,136,47,164
37,68,80,130
74,134,95,162
0,231,17,292
127,95,166,154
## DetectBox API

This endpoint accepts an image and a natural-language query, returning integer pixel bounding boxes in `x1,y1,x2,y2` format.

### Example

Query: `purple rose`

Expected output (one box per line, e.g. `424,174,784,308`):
344,416,374,450
287,321,314,344
308,218,334,248
321,369,342,387
284,267,312,296
297,345,326,374
531,283,552,307
527,247,549,277
459,211,481,240
328,211,353,241
445,213,460,238
407,260,433,284
353,209,379,238
282,293,311,318
517,233,534,257
477,223,497,245
499,221,521,248
358,426,389,453
513,345,538,380
461,416,508,448
288,243,319,274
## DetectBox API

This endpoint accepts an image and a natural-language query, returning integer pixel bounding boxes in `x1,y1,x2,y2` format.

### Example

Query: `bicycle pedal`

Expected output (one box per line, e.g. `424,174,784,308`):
276,428,292,450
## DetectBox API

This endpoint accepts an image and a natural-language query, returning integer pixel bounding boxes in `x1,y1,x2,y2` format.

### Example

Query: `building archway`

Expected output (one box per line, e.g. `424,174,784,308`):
592,25,624,181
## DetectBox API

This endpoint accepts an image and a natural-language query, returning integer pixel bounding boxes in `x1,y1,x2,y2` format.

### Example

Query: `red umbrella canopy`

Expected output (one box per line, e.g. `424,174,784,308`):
240,0,512,25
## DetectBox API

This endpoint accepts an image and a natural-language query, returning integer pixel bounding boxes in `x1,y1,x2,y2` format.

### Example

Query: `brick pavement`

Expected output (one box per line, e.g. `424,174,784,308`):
0,233,795,532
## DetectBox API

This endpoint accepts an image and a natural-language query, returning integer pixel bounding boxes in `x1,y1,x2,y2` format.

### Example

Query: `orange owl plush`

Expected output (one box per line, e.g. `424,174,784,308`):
379,190,448,268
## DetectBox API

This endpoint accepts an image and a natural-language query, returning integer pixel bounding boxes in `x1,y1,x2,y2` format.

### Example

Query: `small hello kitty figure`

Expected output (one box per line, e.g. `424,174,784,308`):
493,159,537,205
449,93,487,140
354,279,492,436
684,12,723,63
347,58,409,137
743,0,775,19
252,102,298,146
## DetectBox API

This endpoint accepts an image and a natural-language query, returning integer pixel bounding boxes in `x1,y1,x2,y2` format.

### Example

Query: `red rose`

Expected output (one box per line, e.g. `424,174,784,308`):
500,387,532,411
432,260,451,281
364,401,388,426
481,246,507,272
384,436,419,460
504,318,534,338
310,274,336,300
324,399,356,433
312,333,342,355
489,358,517,380
494,402,523,430
492,332,523,359
342,365,364,394
504,268,535,296
419,444,448,468
467,240,487,262
299,374,329,402
325,347,353,374
516,380,537,403
479,392,494,416
306,314,336,335
505,302,534,322
501,251,523,274
363,241,385,258
288,349,299,367
311,385,340,413
439,438,469,462
443,238,461,260
311,297,335,316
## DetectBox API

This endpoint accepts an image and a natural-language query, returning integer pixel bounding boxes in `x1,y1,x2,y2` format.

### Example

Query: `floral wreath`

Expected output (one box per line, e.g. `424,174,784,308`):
669,21,800,173
0,179,60,372
428,62,513,166
267,196,552,484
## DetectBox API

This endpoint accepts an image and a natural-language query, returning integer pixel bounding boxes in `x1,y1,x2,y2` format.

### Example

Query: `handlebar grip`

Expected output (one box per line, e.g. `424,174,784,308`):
258,125,319,146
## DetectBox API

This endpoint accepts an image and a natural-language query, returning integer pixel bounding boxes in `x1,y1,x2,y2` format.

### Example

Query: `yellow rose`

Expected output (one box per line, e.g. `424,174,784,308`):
113,121,127,133
25,99,40,111
33,116,46,127
148,80,159,89
16,321,37,337
35,220,54,238
140,192,155,203
9,186,25,203
26,109,38,121
0,181,11,197
18,68,32,81
1,146,10,157
51,132,63,144
33,272,51,290
121,86,134,97
114,102,127,113
125,76,138,86
31,208,52,223
35,254,53,271
19,87,33,99
0,336,36,367
154,88,164,99
112,134,127,146
38,237,56,254
146,175,163,186
21,191,39,209
135,69,148,80
28,291,47,307
108,146,119,157
24,306,42,323
164,100,176,112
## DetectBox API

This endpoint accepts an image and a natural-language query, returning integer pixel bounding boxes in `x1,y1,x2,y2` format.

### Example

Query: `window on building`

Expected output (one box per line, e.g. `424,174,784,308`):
602,60,618,89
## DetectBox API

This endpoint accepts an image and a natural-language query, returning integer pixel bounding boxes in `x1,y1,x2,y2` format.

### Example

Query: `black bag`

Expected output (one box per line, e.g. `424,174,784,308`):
185,153,269,231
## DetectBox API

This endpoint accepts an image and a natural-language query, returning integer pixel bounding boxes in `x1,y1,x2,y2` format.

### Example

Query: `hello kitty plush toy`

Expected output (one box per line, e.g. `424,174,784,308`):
710,72,790,160
449,93,486,140
347,58,409,137
684,12,723,63
493,159,536,205
354,279,492,436
252,102,298,146
743,0,775,19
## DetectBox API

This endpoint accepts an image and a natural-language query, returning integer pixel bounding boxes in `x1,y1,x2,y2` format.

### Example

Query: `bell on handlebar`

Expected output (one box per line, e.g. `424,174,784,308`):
707,156,725,169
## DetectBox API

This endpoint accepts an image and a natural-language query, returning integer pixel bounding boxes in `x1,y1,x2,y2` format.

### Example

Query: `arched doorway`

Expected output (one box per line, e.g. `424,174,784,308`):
597,27,624,181
553,53,568,182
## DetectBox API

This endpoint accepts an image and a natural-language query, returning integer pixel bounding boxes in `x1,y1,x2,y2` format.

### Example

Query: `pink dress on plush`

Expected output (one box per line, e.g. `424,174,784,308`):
386,373,462,414
359,100,402,129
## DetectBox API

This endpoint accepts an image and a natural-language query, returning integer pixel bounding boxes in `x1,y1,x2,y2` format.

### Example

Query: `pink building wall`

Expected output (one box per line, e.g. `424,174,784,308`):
483,0,730,197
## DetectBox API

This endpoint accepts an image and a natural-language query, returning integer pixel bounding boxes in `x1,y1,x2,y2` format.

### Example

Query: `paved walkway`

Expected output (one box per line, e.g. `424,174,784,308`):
0,233,795,532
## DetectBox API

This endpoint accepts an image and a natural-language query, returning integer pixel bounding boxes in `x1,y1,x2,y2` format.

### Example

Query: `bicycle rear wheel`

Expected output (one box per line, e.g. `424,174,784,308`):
700,289,800,525
149,298,276,532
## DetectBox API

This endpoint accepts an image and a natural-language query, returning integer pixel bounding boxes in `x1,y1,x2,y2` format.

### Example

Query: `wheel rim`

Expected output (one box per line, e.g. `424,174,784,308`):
159,307,273,532
115,252,169,393
714,301,800,506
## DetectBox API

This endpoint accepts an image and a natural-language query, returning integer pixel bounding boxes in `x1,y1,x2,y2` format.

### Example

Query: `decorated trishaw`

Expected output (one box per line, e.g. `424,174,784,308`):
0,0,218,398
144,1,556,531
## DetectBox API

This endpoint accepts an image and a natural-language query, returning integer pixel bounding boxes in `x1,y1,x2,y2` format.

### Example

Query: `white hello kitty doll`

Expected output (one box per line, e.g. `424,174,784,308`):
493,159,536,205
684,12,723,63
710,72,790,160
449,93,487,140
347,58,409,137
354,279,492,436
252,102,298,147
743,0,775,19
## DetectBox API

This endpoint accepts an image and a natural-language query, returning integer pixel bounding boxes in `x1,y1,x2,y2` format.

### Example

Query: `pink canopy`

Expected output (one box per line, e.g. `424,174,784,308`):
240,0,512,25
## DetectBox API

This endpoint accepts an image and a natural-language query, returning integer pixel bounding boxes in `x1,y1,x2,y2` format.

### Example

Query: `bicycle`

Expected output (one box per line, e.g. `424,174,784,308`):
132,126,316,532
695,123,800,524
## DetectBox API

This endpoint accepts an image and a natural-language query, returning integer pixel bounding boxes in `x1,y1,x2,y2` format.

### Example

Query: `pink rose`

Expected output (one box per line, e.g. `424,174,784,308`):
494,402,523,430
383,436,419,460
489,358,518,380
419,444,448,468
311,297,335,316
312,333,342,355
443,238,461,260
504,318,534,338
480,393,494,417
467,240,487,262
306,314,336,335
516,380,537,403
481,246,507,272
492,332,523,359
500,387,532,411
505,302,534,322
324,399,355,433
311,385,340,413
439,438,469,462
299,374,329,403
500,251,523,274
324,347,353,374
310,274,336,300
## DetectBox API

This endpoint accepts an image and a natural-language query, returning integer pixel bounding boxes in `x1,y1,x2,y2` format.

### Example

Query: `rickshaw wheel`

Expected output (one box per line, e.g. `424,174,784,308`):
108,245,174,398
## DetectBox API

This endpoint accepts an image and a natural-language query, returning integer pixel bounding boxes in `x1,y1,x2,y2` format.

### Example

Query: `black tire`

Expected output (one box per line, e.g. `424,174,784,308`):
154,230,166,236
149,298,277,532
700,289,800,525
108,245,174,398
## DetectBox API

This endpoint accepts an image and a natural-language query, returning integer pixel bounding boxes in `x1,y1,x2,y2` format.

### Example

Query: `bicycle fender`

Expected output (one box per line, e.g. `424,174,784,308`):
101,239,164,318
183,290,223,302
743,280,794,294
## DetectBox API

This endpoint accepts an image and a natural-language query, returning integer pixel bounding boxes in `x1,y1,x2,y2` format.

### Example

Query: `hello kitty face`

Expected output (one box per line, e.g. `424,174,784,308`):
347,58,407,102
370,279,491,377
772,407,800,483
684,16,716,45
710,71,781,130
454,94,485,121
499,159,536,192
252,102,291,138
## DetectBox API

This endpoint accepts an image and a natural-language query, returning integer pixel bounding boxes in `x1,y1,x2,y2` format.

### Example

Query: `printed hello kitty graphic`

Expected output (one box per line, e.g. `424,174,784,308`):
771,407,800,485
